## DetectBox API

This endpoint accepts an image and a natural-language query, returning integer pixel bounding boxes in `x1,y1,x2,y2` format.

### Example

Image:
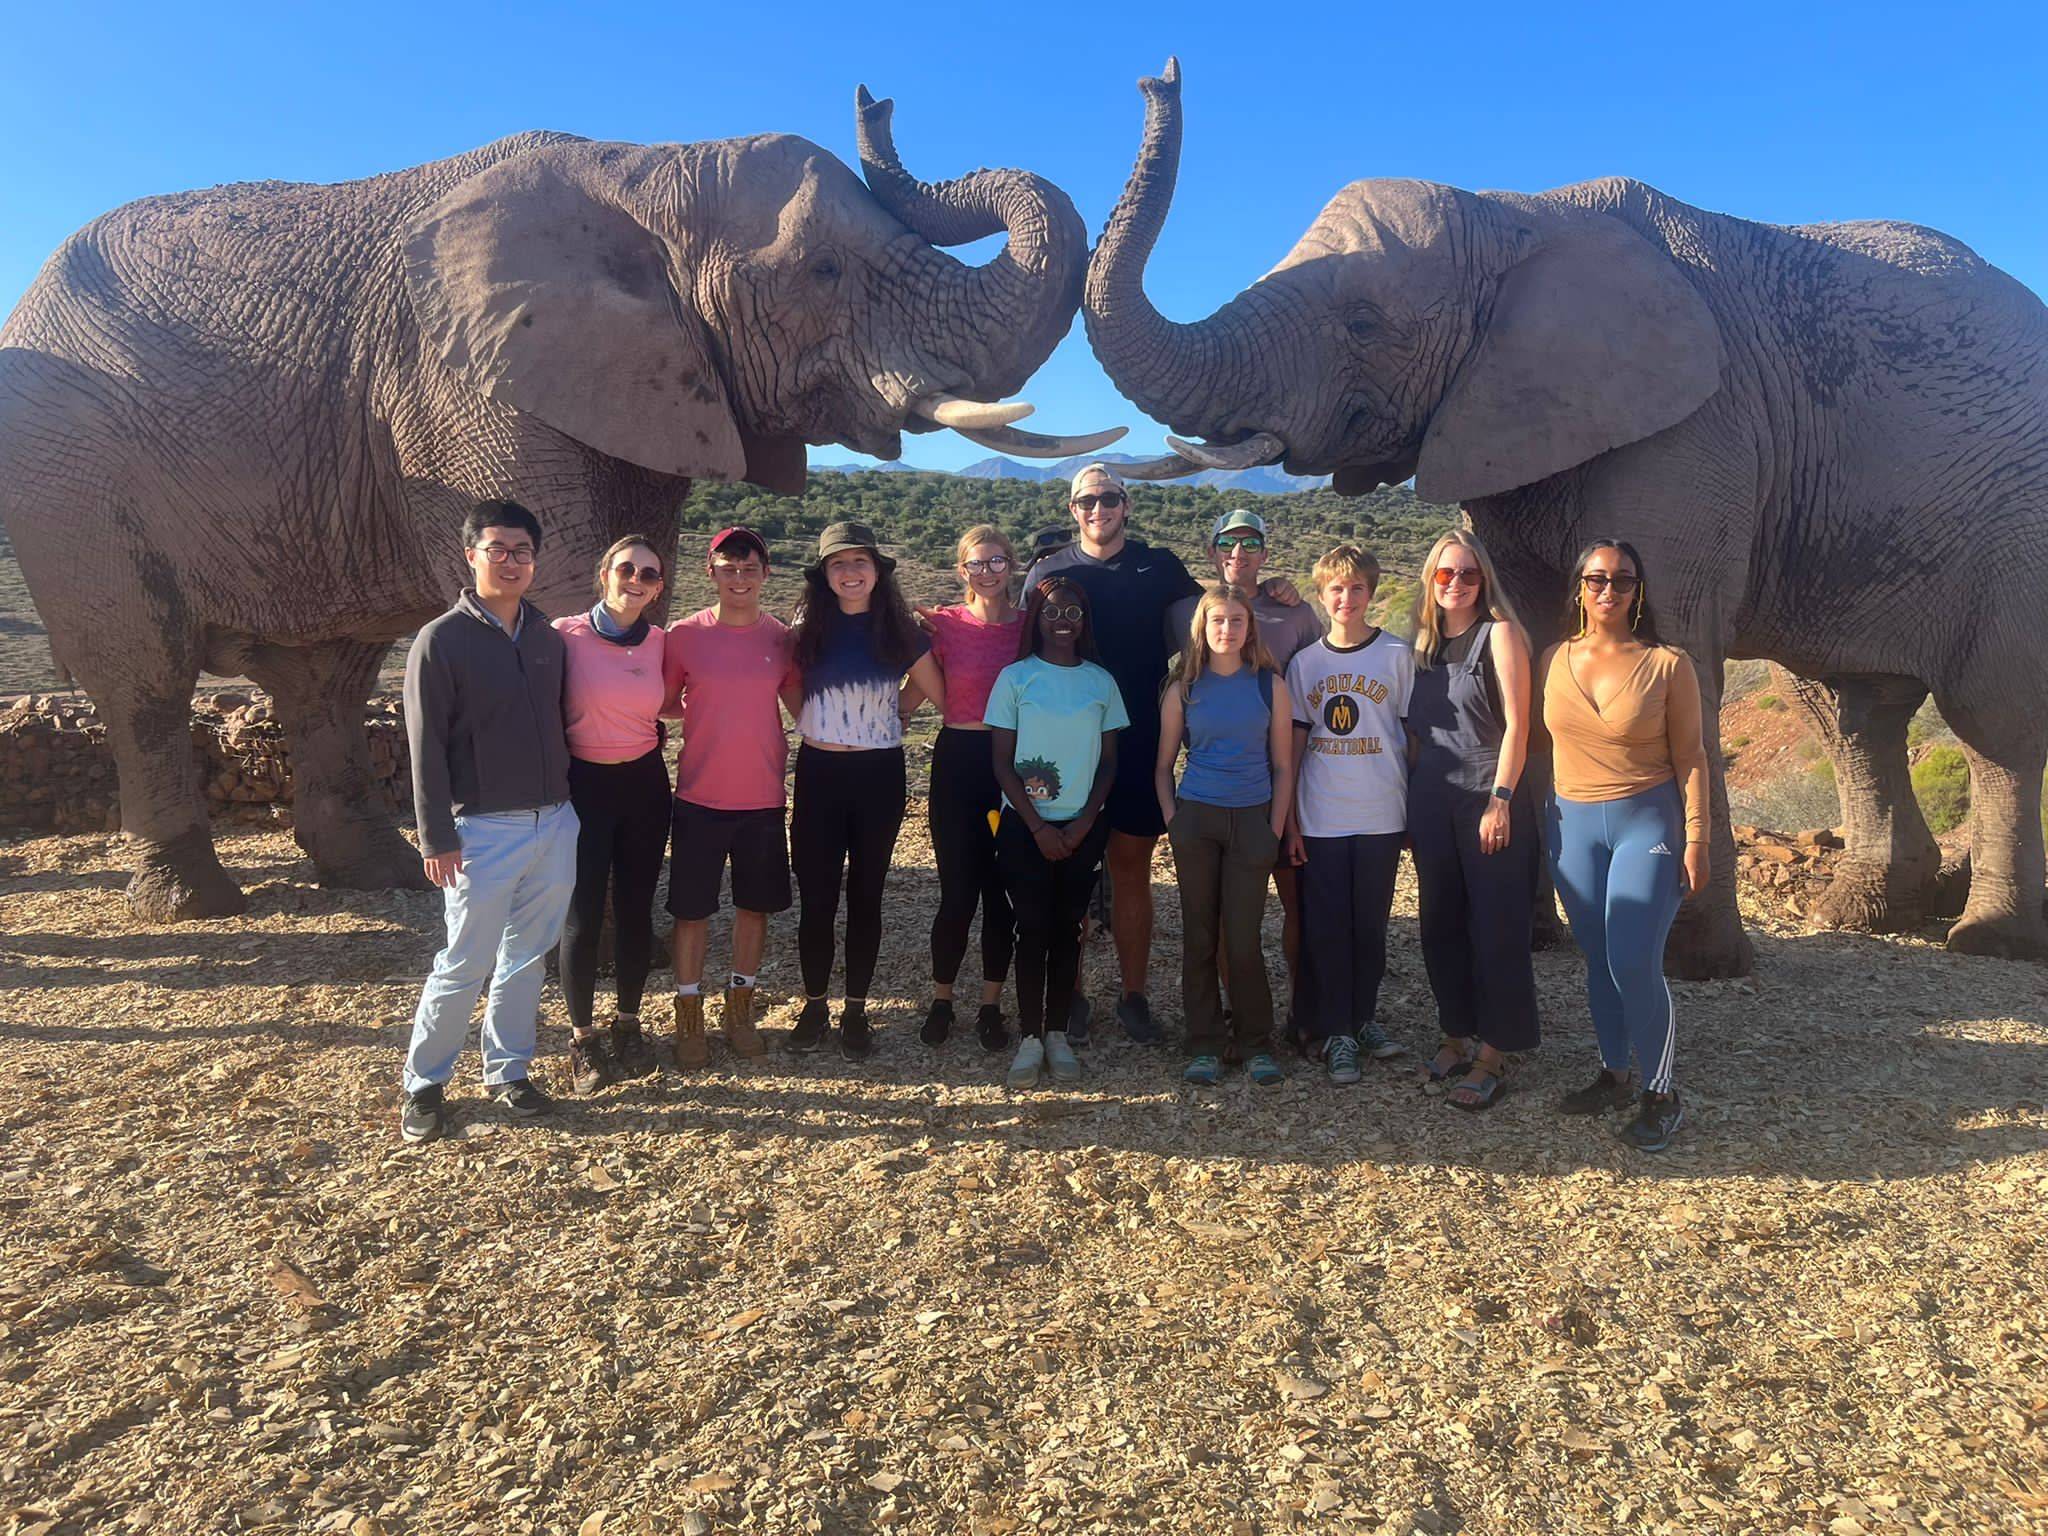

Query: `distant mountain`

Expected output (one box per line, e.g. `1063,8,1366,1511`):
808,451,1330,495
809,459,921,475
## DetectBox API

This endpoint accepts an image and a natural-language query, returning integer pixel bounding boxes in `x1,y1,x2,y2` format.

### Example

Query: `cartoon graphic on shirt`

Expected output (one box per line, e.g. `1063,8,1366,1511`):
1017,757,1062,802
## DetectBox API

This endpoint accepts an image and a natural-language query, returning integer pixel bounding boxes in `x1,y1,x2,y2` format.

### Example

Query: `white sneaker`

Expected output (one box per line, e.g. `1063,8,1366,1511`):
1043,1031,1082,1083
1007,1035,1046,1090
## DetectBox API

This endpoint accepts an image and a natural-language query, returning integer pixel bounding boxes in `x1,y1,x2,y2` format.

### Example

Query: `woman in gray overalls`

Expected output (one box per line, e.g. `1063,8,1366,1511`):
1406,531,1540,1109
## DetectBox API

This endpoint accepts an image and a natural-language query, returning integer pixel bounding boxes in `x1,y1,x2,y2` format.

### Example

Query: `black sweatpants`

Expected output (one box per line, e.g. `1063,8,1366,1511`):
558,750,671,1031
928,727,1015,988
792,743,906,999
996,808,1111,1038
1410,780,1541,1053
1296,832,1404,1041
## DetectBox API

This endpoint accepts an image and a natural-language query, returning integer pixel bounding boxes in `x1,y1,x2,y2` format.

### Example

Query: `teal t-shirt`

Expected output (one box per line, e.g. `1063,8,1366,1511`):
983,656,1130,821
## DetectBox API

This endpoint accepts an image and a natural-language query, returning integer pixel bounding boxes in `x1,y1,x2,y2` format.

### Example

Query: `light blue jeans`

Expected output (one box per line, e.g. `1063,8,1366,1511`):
403,802,580,1093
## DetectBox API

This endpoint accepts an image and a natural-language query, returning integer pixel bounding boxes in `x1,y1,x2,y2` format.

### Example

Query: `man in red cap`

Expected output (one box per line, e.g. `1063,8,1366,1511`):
660,527,798,1068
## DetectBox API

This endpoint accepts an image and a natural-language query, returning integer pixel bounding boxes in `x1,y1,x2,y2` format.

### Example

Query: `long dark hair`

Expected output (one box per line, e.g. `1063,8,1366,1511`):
791,559,925,676
1018,576,1099,662
1564,538,1665,645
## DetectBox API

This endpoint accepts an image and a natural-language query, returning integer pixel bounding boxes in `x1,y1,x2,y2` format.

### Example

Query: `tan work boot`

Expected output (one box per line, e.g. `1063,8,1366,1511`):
671,992,710,1069
722,985,766,1059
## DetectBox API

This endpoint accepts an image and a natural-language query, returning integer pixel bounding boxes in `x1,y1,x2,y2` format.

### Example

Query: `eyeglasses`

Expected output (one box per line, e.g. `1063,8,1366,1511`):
1071,492,1126,512
475,544,535,565
1432,567,1481,588
612,559,664,584
1580,571,1640,594
1040,603,1086,623
962,556,1012,575
1215,535,1265,553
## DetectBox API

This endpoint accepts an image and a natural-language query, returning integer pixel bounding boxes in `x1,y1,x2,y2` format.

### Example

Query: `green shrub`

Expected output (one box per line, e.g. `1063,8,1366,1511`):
1754,693,1783,711
1912,745,1971,836
1726,734,1750,751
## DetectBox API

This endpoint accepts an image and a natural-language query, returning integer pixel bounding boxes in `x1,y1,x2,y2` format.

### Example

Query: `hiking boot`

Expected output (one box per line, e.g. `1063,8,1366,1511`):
1246,1053,1284,1087
1007,1035,1046,1090
1619,1090,1685,1152
1558,1069,1634,1116
400,1083,446,1144
1043,1030,1081,1083
976,1003,1009,1053
1324,1035,1362,1086
1182,1054,1223,1086
1066,992,1091,1047
1117,992,1162,1045
568,1032,617,1095
1359,1022,1407,1060
488,1077,552,1118
921,998,954,1046
722,986,766,1060
671,993,710,1070
609,1014,658,1079
839,1000,873,1061
789,997,830,1053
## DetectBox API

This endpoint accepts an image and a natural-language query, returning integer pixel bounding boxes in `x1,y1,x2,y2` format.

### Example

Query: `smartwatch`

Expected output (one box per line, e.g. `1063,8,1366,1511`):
1491,785,1513,802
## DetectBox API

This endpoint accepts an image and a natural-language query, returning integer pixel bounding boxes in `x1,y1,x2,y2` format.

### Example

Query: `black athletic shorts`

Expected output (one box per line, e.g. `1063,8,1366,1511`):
1104,719,1168,839
665,799,793,920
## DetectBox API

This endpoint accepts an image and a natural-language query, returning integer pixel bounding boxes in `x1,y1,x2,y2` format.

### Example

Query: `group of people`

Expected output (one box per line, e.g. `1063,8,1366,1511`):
397,462,1707,1155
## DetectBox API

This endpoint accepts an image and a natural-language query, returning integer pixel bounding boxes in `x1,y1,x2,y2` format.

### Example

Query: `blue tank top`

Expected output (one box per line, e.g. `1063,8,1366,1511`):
1178,668,1274,808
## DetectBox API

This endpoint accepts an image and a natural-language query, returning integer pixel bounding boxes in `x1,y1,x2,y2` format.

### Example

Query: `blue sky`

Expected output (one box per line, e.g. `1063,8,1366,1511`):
5,0,2043,472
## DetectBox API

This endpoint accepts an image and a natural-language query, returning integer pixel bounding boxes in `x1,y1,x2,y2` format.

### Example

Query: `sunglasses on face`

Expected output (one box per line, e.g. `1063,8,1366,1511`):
962,556,1012,575
476,544,535,565
1580,571,1640,594
1432,566,1481,588
1071,492,1126,512
1041,603,1086,623
612,559,664,584
1215,535,1265,553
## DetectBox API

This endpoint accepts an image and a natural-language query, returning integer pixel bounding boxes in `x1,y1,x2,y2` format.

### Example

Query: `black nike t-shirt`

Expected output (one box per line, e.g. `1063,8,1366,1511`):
1026,538,1201,741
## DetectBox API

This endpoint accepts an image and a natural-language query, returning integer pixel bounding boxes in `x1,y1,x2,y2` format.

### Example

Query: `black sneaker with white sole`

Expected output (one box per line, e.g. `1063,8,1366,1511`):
1618,1091,1685,1152
789,997,830,1053
400,1084,446,1144
488,1077,553,1118
976,1003,1010,1053
840,1000,874,1061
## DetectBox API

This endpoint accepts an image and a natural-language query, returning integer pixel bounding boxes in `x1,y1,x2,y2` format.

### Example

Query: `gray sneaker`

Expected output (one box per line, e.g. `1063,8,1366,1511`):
1043,1031,1082,1083
1006,1035,1046,1090
400,1084,446,1143
1359,1022,1408,1060
1324,1035,1362,1086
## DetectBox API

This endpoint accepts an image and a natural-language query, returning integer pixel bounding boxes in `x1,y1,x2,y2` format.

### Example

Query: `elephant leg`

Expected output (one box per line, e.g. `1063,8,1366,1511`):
241,639,430,892
1664,653,1755,980
1936,694,2048,960
1778,669,1941,933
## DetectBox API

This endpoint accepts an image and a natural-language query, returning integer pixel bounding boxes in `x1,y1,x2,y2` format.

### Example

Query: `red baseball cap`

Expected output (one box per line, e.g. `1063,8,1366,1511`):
707,526,770,566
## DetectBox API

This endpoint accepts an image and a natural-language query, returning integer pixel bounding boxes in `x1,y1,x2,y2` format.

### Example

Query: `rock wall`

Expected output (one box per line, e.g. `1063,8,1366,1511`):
0,692,410,833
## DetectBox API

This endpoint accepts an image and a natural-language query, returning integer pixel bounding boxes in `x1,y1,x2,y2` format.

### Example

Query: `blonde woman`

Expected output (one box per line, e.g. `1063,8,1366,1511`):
1156,584,1296,1086
1406,530,1538,1111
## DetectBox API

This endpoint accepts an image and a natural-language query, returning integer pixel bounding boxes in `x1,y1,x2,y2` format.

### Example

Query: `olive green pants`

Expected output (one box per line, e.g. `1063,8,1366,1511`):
1167,798,1279,1057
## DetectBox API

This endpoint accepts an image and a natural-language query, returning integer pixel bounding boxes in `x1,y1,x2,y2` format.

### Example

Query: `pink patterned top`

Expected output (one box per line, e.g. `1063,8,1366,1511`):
926,605,1025,727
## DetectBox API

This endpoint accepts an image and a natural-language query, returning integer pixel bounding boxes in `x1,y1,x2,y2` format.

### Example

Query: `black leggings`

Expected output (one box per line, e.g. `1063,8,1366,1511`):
558,750,671,1031
928,728,1015,988
996,808,1111,1037
792,743,906,999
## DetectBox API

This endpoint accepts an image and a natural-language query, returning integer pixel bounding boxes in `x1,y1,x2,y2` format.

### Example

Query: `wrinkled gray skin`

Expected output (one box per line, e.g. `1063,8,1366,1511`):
0,98,1088,921
1087,60,2048,974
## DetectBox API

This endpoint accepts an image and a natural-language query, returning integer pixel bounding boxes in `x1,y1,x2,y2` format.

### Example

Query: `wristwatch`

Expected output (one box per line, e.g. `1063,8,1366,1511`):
1491,785,1513,802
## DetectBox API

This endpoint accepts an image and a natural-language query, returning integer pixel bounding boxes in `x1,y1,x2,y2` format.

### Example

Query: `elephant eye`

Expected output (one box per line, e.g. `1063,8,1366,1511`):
810,253,842,283
1345,314,1379,341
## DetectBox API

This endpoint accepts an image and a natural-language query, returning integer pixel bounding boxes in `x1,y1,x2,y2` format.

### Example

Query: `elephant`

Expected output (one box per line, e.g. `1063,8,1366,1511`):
1083,58,2048,974
0,90,1120,922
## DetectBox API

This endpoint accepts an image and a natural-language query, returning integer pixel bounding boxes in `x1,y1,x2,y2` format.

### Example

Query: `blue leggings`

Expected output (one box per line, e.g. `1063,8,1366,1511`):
1544,781,1684,1092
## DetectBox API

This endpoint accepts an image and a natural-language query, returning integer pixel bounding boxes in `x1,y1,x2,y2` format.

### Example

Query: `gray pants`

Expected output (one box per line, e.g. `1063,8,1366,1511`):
1167,798,1279,1057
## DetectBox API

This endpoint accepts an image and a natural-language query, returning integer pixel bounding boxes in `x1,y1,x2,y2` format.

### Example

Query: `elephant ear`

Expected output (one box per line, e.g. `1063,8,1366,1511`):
1414,216,1724,504
402,148,745,482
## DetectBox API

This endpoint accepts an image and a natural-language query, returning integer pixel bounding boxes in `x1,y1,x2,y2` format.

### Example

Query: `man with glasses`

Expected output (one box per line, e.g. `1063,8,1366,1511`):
398,499,579,1142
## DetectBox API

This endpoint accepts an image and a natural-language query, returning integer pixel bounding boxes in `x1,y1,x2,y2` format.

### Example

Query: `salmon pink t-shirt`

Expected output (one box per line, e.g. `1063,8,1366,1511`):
926,605,1025,727
663,609,796,810
553,613,667,763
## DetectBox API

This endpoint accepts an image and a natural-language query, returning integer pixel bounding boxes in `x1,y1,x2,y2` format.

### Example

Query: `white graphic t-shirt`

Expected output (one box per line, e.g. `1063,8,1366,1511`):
1285,631,1415,837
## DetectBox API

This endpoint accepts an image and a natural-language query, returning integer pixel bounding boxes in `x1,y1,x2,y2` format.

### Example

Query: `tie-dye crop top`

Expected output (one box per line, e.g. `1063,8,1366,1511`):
795,608,930,749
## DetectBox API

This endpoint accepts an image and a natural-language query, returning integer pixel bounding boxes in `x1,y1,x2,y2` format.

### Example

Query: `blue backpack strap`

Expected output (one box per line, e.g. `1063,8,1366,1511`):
1258,667,1274,712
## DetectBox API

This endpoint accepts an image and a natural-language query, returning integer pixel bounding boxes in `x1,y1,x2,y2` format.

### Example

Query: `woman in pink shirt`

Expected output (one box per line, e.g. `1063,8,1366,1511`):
911,525,1026,1052
552,535,671,1093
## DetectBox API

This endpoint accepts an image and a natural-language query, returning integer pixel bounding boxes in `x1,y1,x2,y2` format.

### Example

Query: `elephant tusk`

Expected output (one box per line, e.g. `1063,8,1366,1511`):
1163,431,1286,471
1116,452,1207,481
912,394,1036,430
949,422,1129,458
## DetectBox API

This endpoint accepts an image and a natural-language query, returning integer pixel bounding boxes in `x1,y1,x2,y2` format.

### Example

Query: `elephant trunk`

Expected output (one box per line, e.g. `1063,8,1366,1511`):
855,87,1085,400
1084,57,1262,438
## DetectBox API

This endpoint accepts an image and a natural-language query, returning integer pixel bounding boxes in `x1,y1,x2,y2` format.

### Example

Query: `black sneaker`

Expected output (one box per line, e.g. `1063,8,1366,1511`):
976,1003,1009,1052
1558,1069,1634,1116
400,1084,446,1144
1116,992,1162,1046
920,998,954,1046
1066,992,1091,1047
789,997,830,1053
488,1077,553,1118
609,1016,659,1079
569,1033,617,1095
1619,1091,1685,1152
840,1001,873,1061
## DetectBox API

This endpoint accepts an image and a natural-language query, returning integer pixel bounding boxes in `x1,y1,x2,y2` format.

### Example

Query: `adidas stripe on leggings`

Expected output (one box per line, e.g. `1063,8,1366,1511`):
1543,778,1685,1092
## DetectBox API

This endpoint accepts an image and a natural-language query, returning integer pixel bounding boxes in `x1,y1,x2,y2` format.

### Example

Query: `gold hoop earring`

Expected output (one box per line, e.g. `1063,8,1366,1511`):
1631,583,1645,633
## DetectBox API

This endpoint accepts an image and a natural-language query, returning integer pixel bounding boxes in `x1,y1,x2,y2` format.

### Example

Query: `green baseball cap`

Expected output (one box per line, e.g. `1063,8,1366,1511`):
1211,508,1267,542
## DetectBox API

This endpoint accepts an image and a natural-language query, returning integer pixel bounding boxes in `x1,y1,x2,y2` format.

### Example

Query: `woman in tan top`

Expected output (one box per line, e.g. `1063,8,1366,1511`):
1540,540,1709,1153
